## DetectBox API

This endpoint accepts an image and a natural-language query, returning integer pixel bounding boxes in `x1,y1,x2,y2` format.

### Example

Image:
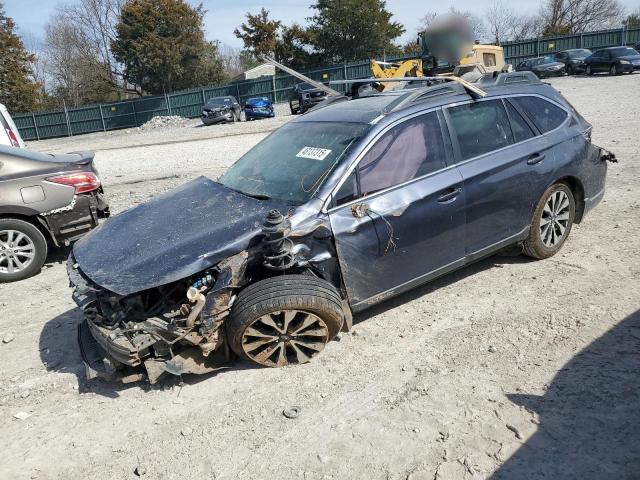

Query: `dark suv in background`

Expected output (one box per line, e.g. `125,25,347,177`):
515,57,566,78
68,71,612,384
0,146,108,282
288,82,328,114
554,49,592,75
585,46,640,75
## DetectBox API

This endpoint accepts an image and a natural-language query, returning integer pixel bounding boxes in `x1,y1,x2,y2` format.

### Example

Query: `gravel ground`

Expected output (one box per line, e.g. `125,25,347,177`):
1,75,639,480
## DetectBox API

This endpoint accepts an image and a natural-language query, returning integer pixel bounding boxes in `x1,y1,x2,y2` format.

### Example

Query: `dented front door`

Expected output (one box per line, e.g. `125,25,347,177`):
329,168,466,310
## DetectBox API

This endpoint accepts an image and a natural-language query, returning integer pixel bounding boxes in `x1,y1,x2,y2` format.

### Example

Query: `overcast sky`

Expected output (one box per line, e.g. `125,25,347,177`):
5,0,640,49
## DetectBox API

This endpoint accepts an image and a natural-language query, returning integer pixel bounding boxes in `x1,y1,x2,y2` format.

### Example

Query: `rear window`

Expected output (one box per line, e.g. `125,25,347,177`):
511,96,568,133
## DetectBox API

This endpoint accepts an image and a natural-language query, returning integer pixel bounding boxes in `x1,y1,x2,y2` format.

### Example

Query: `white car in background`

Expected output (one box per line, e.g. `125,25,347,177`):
0,103,25,148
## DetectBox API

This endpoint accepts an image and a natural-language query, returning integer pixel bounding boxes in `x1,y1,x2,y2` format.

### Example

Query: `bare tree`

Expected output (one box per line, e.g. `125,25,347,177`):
540,0,626,34
44,12,117,106
55,0,125,93
486,0,516,44
510,15,542,40
418,8,488,42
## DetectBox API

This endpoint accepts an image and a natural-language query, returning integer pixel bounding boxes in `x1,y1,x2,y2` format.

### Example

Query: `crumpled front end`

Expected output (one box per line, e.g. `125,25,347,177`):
69,251,249,384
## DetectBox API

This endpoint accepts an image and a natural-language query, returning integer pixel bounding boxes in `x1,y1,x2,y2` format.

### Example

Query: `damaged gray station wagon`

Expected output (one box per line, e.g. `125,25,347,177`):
69,72,613,383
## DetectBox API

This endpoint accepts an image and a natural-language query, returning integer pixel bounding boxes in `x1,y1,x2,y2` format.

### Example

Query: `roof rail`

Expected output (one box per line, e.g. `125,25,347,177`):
477,71,542,87
385,82,469,112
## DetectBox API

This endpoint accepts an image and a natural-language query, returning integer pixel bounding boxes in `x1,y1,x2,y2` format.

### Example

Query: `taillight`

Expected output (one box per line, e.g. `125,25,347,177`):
5,127,19,148
46,172,100,193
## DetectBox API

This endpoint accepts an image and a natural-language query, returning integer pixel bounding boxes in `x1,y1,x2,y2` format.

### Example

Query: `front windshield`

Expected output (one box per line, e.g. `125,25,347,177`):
610,47,639,57
247,97,269,103
207,97,233,107
541,56,556,64
221,121,369,205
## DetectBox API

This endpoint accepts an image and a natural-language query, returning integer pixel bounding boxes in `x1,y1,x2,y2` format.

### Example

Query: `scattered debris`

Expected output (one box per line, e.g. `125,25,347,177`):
506,423,523,440
139,115,190,131
2,333,15,344
134,464,147,476
283,406,301,419
180,427,193,436
488,345,497,353
13,411,32,420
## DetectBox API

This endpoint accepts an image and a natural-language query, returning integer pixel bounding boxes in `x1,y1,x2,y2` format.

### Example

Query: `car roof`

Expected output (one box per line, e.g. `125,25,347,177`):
296,72,560,125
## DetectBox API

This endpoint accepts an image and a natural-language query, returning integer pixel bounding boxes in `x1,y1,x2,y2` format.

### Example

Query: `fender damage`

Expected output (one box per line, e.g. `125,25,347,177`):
70,178,347,384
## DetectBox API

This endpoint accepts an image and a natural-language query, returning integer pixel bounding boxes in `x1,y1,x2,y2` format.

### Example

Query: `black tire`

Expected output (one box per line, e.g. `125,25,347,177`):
226,274,344,367
289,102,298,115
523,183,576,260
610,64,618,76
0,218,48,283
566,65,573,76
586,65,593,75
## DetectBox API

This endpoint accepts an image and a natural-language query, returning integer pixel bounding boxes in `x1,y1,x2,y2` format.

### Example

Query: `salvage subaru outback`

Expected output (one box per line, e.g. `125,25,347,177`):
69,72,613,383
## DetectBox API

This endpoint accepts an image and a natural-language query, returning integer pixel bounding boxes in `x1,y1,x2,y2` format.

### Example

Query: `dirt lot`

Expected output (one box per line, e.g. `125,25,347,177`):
1,75,639,480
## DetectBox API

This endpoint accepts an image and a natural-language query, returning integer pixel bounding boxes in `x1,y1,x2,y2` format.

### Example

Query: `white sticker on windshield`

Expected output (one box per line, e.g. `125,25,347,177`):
296,146,332,161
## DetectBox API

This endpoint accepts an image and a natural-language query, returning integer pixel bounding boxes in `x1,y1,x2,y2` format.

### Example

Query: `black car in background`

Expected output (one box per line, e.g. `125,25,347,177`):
288,82,327,114
554,49,592,75
585,46,640,75
515,57,566,78
201,96,242,125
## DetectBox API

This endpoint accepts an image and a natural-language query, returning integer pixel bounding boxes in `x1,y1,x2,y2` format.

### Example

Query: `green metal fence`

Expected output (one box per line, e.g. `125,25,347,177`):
502,27,640,65
13,26,640,142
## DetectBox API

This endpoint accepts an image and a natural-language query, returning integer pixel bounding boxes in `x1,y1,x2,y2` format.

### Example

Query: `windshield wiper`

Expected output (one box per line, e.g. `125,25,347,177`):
244,193,271,200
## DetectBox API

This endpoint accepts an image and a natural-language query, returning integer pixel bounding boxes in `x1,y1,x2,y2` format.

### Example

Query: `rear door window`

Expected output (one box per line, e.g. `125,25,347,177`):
505,101,536,142
511,96,568,133
446,100,513,161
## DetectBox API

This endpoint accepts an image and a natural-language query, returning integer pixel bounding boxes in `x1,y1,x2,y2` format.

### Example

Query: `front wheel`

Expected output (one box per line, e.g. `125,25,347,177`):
610,64,618,76
226,275,344,367
523,183,575,259
586,65,593,75
0,218,48,282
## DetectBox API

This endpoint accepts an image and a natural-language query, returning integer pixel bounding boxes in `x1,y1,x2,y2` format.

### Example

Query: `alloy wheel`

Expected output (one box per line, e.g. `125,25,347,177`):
539,191,571,248
0,230,36,274
241,310,329,367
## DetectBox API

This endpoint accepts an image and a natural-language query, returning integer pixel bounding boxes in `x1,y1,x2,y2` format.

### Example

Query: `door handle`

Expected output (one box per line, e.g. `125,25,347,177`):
437,187,461,203
527,153,545,165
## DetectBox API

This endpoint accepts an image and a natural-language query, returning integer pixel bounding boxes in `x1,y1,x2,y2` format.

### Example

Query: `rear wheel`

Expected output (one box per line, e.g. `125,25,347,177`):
523,183,575,259
0,218,48,282
226,275,344,367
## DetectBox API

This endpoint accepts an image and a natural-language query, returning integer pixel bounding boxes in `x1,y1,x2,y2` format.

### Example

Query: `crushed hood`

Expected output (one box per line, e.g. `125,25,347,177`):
73,177,284,296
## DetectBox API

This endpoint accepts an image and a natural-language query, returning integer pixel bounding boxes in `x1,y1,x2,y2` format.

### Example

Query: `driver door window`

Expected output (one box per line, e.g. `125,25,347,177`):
357,112,447,196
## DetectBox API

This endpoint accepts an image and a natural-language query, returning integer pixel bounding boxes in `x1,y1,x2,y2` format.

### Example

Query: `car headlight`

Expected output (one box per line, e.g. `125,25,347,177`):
620,60,630,64
302,93,310,99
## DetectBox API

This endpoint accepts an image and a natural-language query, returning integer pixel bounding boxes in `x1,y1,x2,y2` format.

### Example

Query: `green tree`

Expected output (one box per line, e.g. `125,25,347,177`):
307,0,405,62
276,24,320,69
111,0,224,95
0,2,41,111
234,8,281,59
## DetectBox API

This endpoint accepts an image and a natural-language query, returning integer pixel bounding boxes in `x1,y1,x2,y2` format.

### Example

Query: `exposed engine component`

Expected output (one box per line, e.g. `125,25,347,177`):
262,209,296,270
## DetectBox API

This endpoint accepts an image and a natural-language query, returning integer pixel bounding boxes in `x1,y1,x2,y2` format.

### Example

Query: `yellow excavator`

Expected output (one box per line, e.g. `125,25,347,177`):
370,21,512,91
